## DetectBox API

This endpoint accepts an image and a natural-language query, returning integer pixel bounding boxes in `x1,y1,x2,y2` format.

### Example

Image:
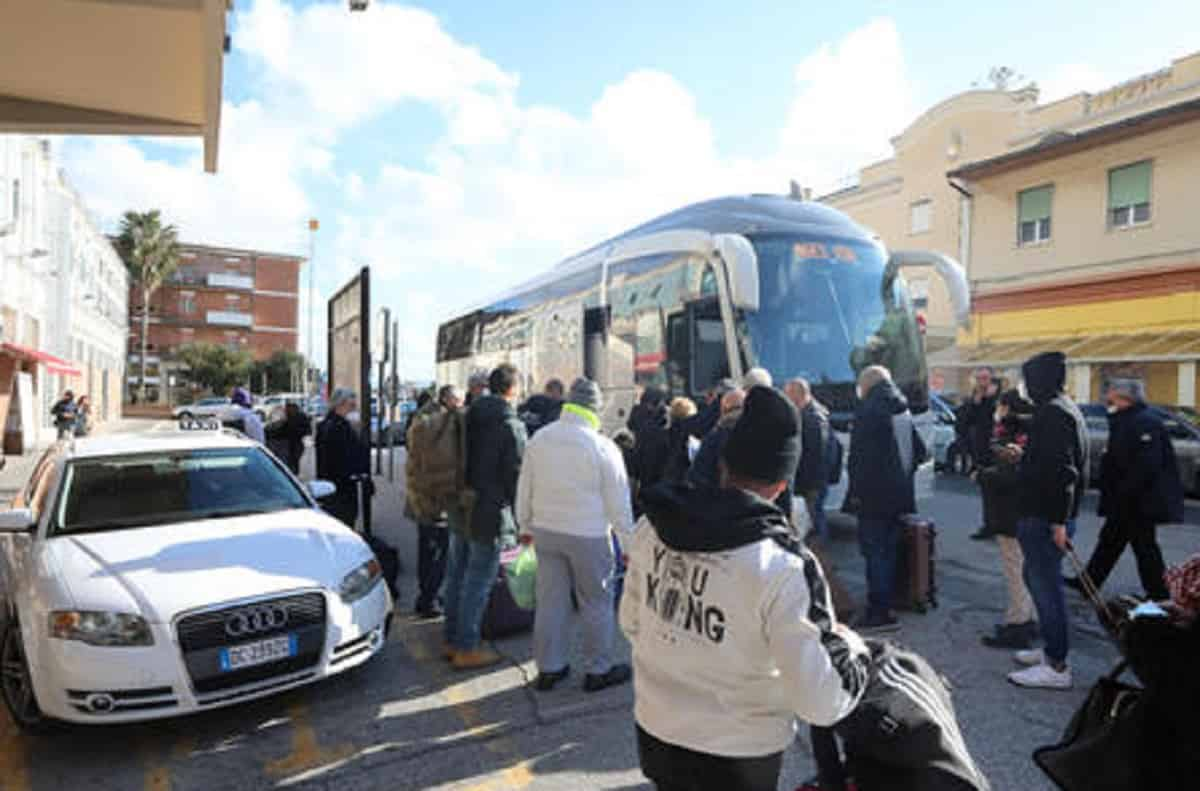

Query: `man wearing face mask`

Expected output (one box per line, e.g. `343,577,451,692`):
1068,379,1181,601
316,388,372,527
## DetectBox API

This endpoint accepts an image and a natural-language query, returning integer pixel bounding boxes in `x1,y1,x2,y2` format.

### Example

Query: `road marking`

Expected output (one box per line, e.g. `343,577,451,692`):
265,701,355,779
0,713,30,791
394,623,534,790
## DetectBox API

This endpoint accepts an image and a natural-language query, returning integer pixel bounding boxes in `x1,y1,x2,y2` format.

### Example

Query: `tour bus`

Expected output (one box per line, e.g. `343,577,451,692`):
435,193,970,501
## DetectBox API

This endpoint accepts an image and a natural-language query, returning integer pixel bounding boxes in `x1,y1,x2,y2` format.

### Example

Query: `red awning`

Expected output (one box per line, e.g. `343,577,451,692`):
1,342,83,377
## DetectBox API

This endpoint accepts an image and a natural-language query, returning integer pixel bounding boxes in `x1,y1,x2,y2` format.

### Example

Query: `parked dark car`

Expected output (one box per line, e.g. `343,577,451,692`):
1080,402,1200,494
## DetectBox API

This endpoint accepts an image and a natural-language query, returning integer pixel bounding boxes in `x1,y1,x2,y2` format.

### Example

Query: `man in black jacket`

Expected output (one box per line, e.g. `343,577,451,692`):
1007,351,1088,690
964,367,1000,539
846,365,926,632
1073,378,1180,601
316,388,370,527
444,364,526,670
786,377,832,541
518,378,564,437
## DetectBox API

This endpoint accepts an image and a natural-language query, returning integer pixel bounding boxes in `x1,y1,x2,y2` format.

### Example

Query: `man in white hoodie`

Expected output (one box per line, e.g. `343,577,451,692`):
621,386,869,791
516,377,635,692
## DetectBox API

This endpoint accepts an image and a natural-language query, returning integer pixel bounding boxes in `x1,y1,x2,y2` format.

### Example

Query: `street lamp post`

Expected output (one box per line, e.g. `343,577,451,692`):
307,218,318,396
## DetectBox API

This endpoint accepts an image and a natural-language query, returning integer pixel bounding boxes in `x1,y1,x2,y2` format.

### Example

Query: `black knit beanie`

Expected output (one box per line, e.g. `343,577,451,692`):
721,386,801,483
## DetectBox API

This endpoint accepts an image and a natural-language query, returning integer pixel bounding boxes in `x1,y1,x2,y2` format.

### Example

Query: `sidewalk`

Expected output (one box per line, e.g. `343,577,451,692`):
0,415,158,502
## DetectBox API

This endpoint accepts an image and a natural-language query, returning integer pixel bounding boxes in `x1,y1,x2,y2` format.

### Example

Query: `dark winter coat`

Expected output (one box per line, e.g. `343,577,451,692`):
51,397,77,429
464,394,526,544
1017,352,1089,524
266,409,312,473
686,410,740,490
1098,401,1184,524
680,397,721,440
662,421,694,485
961,388,999,467
628,399,672,492
845,381,927,519
795,400,831,493
315,412,370,515
978,415,1029,538
518,394,563,437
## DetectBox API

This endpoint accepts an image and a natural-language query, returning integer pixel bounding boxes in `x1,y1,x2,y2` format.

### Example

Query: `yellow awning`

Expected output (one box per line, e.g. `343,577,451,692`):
0,0,230,172
930,330,1200,368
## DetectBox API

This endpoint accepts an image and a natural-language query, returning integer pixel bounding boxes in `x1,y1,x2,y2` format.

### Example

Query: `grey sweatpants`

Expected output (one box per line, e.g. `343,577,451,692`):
532,529,615,676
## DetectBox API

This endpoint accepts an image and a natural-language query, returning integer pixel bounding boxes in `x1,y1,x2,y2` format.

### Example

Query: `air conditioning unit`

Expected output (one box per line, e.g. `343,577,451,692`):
349,0,368,10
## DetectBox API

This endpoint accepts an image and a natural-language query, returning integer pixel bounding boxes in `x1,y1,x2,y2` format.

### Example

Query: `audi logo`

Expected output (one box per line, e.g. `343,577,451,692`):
224,605,289,638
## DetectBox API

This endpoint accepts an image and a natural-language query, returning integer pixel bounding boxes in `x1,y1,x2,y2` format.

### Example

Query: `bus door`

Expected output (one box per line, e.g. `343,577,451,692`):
665,298,730,400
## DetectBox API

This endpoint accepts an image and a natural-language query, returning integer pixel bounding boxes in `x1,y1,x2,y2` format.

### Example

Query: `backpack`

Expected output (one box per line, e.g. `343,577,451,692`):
407,407,466,520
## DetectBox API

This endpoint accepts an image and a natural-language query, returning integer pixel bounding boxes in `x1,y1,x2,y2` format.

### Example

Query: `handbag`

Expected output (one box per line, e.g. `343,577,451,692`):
1032,661,1145,791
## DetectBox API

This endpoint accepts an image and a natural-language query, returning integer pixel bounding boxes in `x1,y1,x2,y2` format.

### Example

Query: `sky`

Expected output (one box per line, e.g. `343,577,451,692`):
58,0,1200,380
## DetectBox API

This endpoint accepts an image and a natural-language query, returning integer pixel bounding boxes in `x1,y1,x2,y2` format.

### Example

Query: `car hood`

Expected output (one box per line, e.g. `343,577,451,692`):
44,509,373,623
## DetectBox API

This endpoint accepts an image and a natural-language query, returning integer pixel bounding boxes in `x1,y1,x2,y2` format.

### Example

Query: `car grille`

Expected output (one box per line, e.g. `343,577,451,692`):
176,592,327,696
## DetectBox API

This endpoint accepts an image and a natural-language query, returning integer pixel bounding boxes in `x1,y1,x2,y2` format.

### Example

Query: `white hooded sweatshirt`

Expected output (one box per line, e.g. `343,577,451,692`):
620,484,868,758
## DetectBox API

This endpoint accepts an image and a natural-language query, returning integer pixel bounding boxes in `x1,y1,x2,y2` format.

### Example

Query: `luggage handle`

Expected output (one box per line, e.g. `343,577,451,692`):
1064,542,1108,615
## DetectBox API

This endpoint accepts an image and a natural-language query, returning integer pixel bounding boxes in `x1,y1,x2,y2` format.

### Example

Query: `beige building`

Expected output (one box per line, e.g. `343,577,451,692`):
821,51,1200,405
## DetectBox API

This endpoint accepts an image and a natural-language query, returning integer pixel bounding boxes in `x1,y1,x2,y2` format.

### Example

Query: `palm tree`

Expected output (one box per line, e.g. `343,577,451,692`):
115,210,181,403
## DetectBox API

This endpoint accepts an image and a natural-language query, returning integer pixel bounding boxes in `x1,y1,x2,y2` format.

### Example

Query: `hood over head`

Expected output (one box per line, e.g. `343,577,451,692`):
641,482,793,553
1022,351,1067,405
862,378,909,416
468,393,515,426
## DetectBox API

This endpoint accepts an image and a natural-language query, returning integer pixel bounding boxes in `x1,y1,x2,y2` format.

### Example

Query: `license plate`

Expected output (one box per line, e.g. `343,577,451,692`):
219,634,297,671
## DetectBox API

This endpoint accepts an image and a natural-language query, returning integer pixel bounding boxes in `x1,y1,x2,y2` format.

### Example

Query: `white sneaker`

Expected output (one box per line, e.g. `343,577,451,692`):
1008,663,1072,690
1014,648,1044,667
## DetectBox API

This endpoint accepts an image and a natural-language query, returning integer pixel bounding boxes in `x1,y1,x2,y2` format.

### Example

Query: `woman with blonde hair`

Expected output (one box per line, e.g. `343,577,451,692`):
664,397,698,483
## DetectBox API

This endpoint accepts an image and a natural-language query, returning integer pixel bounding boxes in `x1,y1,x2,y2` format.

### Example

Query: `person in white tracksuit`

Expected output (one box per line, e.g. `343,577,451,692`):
621,386,869,791
516,378,635,692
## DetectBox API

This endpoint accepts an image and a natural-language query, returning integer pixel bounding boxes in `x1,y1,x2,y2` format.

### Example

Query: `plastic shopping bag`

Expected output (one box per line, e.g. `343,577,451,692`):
505,544,538,611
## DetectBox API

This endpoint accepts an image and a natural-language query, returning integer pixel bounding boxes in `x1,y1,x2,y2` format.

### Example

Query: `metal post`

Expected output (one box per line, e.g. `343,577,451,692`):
306,219,318,397
388,317,399,483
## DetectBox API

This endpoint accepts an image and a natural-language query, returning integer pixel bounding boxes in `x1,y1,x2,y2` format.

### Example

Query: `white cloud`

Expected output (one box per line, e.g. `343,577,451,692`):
58,4,918,378
1038,63,1113,104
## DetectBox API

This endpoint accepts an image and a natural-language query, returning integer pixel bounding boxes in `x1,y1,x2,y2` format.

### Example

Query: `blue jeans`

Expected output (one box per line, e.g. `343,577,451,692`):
443,531,501,651
1017,517,1076,665
859,515,901,618
804,486,829,540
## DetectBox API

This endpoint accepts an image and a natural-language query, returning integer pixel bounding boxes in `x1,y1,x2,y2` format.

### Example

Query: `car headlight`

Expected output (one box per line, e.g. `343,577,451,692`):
49,611,153,647
339,558,382,603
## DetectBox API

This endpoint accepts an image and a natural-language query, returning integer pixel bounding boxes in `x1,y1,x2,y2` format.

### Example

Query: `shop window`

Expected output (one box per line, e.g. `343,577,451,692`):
1017,185,1053,245
1108,161,1151,228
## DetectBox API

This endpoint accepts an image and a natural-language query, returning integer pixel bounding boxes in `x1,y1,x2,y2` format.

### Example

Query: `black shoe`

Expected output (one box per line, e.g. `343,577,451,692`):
414,602,443,619
982,623,1034,650
533,666,570,692
584,663,632,693
853,613,900,633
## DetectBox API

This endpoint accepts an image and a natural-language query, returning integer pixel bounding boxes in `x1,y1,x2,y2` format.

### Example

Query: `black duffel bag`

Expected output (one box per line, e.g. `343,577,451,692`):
1033,661,1144,791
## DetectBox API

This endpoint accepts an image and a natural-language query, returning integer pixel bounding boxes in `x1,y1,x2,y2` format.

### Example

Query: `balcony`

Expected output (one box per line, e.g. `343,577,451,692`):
207,272,254,290
206,310,252,328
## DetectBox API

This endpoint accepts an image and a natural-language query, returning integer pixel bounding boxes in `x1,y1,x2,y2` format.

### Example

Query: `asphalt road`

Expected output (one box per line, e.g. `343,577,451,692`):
1,441,1196,791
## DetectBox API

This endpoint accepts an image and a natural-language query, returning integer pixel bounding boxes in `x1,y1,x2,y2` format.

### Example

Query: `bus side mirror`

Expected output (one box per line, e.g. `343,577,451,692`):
887,250,972,329
714,234,759,311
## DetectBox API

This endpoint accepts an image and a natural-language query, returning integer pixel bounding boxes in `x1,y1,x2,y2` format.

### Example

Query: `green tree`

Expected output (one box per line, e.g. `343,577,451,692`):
176,343,253,396
250,350,308,394
115,210,181,402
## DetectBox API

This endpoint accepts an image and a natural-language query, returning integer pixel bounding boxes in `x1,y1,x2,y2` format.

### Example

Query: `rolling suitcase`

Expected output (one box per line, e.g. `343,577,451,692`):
481,547,535,640
895,514,937,613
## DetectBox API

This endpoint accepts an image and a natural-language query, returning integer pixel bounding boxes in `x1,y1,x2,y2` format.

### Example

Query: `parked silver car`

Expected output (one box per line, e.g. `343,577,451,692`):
1080,403,1200,494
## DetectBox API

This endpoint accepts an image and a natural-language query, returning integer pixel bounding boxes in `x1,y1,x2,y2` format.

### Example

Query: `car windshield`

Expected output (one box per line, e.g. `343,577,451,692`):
744,234,926,410
51,448,310,535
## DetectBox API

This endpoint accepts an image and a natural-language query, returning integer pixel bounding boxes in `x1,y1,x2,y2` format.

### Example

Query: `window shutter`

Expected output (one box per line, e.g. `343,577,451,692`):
1018,186,1052,222
1108,162,1151,208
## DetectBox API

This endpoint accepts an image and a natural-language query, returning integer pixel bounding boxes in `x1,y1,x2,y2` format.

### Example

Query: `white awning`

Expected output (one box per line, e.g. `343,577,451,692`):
0,0,230,172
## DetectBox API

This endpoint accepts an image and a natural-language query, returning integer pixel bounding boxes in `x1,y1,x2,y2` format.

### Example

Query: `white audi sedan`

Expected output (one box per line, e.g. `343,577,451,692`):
0,430,392,728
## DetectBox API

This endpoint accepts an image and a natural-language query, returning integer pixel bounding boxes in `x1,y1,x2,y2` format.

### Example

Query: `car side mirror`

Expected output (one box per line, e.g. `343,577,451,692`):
0,508,36,532
308,480,337,500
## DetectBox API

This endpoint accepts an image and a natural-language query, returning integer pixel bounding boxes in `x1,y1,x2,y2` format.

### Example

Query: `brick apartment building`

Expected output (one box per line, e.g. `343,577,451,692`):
127,242,304,404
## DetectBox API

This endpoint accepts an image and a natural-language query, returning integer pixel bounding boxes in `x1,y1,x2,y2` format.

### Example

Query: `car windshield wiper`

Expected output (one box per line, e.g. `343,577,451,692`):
190,507,279,520
57,515,173,534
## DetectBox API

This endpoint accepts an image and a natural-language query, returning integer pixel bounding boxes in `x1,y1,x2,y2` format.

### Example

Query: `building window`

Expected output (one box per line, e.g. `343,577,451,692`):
909,200,932,234
180,294,196,314
1017,185,1053,245
908,277,930,310
1108,161,1151,228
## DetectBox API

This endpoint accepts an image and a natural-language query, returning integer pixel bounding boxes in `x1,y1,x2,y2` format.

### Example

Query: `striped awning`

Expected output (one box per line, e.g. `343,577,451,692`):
929,330,1200,369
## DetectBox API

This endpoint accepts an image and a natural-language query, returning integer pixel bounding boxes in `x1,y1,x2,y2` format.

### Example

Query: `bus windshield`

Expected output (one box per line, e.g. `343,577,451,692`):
743,234,927,412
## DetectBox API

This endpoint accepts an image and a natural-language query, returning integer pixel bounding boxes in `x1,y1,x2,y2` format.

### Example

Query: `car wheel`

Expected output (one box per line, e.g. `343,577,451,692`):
1,617,50,731
177,411,193,420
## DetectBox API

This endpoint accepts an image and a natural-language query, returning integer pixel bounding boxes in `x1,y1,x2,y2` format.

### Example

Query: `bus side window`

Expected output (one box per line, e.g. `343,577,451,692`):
692,315,728,395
